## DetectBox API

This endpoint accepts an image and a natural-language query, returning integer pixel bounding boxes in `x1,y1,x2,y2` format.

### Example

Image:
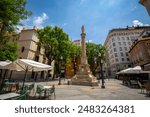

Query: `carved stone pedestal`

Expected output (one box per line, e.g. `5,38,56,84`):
71,64,98,86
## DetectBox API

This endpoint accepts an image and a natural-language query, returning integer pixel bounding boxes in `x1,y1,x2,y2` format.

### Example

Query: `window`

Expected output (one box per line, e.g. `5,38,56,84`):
114,48,117,52
123,42,126,45
113,43,116,46
119,47,122,51
127,58,130,61
122,37,125,40
115,53,118,57
127,37,129,40
118,42,121,45
121,52,123,56
128,42,131,45
112,38,114,42
126,52,128,56
21,46,25,53
122,58,124,61
124,47,127,51
35,56,39,62
116,58,118,62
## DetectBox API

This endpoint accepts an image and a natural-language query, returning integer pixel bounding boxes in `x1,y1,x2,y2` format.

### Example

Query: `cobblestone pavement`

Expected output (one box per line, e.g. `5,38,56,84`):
30,79,150,100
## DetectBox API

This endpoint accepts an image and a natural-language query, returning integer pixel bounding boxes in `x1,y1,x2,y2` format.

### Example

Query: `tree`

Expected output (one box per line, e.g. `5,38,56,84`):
37,26,71,78
0,0,31,61
69,44,81,74
0,0,31,35
86,43,106,75
0,41,18,61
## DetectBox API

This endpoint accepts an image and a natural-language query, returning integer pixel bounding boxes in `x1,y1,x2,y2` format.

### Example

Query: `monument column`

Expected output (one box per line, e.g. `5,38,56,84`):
81,25,87,65
71,25,98,86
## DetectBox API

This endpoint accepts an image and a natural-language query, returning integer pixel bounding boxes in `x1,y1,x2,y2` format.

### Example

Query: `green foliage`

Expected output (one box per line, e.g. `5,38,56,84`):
0,42,18,61
37,26,71,64
69,44,81,61
0,0,32,34
37,26,71,76
86,43,106,74
0,0,31,61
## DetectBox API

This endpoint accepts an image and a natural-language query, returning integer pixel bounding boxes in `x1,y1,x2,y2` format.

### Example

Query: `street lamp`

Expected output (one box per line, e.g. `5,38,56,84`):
99,53,105,88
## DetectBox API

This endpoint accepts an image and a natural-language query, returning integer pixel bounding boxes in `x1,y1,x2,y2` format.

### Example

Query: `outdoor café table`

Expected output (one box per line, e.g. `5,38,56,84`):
0,92,20,100
42,86,52,97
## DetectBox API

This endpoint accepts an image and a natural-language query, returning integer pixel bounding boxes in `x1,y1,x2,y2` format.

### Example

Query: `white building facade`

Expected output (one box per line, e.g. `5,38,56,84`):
104,26,150,78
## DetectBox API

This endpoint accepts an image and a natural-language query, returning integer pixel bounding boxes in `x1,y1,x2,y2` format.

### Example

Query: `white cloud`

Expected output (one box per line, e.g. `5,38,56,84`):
86,40,92,43
16,18,31,32
16,25,23,32
132,20,149,27
132,20,144,27
33,13,48,26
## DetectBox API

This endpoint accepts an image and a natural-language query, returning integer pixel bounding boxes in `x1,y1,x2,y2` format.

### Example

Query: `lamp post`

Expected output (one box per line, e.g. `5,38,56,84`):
58,56,63,85
99,53,105,88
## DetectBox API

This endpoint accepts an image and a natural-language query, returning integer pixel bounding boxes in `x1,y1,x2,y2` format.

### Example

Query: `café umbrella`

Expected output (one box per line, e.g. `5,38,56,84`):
1,59,52,88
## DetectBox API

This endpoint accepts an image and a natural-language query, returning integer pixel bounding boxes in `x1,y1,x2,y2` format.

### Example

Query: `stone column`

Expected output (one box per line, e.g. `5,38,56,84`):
81,25,87,65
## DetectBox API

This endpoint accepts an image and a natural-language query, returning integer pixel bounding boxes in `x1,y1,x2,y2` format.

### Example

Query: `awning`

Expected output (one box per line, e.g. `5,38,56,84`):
0,59,52,71
116,66,149,75
0,59,53,89
116,68,132,74
0,61,12,69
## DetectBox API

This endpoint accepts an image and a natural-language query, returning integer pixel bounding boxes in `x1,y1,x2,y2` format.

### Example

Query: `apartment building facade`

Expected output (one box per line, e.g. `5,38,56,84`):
104,26,150,78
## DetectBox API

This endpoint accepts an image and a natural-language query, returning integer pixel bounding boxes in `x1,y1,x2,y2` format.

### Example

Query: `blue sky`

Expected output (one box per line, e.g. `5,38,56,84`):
21,0,150,44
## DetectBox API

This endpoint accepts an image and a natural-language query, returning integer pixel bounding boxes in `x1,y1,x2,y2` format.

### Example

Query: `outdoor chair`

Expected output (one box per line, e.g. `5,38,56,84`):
46,85,56,100
35,85,45,99
137,81,145,93
28,83,35,94
24,83,35,94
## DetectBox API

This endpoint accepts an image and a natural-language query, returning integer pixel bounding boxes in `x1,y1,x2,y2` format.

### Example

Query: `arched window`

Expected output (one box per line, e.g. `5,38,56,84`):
21,46,25,53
